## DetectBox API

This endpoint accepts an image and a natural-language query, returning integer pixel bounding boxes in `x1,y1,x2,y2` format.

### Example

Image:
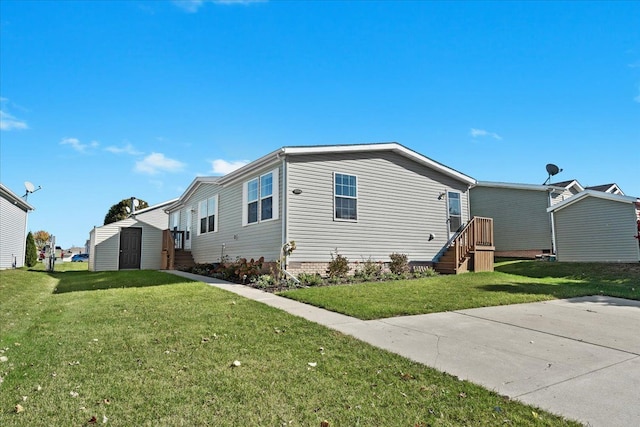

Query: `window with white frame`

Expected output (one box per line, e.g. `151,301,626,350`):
243,169,279,226
198,195,218,234
334,173,357,220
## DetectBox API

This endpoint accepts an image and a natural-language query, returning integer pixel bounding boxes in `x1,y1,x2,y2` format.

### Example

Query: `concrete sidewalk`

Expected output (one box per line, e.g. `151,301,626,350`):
168,270,640,427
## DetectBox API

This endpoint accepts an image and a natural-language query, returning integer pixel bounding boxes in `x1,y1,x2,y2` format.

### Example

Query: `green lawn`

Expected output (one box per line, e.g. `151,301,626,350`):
279,260,640,320
0,267,578,426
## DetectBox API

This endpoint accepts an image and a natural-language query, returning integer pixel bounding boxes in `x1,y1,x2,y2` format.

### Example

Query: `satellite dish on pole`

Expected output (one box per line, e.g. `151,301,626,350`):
543,163,563,185
133,199,140,208
23,181,42,200
125,206,131,214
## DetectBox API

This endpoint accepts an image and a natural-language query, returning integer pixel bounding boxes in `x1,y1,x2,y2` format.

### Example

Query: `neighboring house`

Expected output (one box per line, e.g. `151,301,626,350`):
585,183,625,195
165,143,492,275
88,199,176,271
0,183,35,269
470,180,584,257
547,190,640,262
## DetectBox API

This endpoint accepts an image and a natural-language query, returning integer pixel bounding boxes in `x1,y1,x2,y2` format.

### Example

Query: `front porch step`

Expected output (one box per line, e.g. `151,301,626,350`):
173,250,195,271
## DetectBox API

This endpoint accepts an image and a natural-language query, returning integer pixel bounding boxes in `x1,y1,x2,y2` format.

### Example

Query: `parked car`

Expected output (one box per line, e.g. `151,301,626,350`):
71,254,89,262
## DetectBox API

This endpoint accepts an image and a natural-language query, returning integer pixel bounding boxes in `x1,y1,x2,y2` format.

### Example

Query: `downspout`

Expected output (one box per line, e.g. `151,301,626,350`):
548,190,557,254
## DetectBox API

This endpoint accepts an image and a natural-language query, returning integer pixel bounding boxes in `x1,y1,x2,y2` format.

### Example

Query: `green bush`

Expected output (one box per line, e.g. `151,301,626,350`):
412,266,439,278
354,257,383,281
25,231,38,267
252,274,275,289
328,249,349,278
298,272,323,286
389,252,409,275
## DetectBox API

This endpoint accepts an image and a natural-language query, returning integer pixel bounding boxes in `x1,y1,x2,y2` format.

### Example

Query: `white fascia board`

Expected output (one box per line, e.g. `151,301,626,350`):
547,190,638,213
283,143,476,186
564,180,585,192
215,148,284,186
166,177,221,212
475,181,560,192
135,198,179,215
0,183,35,211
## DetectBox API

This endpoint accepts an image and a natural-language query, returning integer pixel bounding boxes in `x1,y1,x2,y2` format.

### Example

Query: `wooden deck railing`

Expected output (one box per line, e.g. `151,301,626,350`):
452,216,494,273
161,229,175,270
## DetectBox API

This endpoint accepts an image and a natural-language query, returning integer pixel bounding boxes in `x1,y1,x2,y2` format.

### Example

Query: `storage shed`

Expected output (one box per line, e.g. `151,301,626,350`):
547,190,640,262
88,199,175,271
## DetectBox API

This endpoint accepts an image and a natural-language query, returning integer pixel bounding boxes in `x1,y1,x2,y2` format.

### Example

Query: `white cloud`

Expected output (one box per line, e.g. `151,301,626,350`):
210,159,249,175
0,110,28,131
470,128,502,140
0,98,28,131
105,143,142,155
173,0,264,12
60,137,99,152
135,152,186,175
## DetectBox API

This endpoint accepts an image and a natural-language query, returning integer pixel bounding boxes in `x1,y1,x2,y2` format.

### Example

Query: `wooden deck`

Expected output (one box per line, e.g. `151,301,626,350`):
435,217,494,274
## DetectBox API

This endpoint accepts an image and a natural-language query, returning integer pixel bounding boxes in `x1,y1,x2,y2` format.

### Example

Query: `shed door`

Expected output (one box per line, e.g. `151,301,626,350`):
119,227,142,269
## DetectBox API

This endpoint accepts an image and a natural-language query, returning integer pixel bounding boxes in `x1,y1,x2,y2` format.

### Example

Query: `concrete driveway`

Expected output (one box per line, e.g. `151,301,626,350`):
168,271,640,427
334,296,640,427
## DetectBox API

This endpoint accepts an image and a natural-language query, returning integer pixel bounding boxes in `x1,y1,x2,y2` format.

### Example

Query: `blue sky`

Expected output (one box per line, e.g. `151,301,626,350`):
1,0,638,249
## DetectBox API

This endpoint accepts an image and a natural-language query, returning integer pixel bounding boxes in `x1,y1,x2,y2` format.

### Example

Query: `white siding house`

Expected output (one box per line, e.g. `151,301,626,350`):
0,183,35,269
88,199,176,271
166,143,477,274
547,190,640,263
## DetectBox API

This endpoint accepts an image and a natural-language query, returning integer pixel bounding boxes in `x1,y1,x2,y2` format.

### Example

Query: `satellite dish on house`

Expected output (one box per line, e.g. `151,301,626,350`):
543,163,563,185
133,199,140,208
23,181,42,199
125,206,131,214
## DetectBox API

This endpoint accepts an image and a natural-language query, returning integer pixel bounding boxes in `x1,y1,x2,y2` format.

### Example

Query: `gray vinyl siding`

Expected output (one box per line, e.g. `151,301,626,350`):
470,187,552,252
0,195,29,269
286,151,470,263
89,212,165,271
186,164,283,263
554,198,640,262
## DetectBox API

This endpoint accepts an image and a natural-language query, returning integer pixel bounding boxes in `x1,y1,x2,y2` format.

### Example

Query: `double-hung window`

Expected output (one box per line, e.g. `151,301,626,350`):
334,173,357,221
243,169,279,226
198,195,218,234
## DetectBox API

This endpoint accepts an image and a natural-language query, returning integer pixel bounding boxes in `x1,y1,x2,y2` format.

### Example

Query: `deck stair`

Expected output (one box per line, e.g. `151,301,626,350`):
434,216,494,274
173,250,196,271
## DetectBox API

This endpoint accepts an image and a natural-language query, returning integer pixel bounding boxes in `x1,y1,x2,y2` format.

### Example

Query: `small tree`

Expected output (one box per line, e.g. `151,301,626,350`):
328,249,349,278
32,230,51,251
104,198,149,225
25,231,38,267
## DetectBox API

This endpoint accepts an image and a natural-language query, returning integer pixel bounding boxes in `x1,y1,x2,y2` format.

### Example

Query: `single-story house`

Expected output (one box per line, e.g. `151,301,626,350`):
0,183,35,269
88,199,176,271
547,190,640,262
165,143,494,275
469,180,583,257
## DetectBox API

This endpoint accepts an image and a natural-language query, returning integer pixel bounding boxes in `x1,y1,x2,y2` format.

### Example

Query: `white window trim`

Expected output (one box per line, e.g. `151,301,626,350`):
333,171,358,222
242,168,279,226
197,195,219,235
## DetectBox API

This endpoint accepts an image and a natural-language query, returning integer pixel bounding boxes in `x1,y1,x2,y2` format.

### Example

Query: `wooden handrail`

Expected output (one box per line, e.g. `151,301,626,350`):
452,216,494,268
161,229,175,270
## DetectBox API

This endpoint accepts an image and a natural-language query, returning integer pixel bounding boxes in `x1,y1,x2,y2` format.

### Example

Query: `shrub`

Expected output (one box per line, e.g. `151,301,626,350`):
328,249,349,278
253,274,275,289
412,265,439,278
354,257,382,281
389,253,409,275
298,272,323,286
25,231,38,267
